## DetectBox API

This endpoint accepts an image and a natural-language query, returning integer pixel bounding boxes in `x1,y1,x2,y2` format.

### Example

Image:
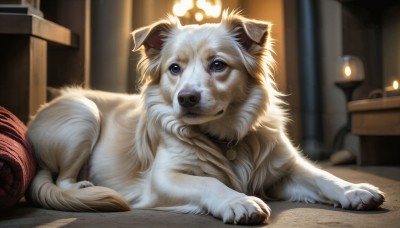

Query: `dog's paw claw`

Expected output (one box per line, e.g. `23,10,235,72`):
339,183,384,210
218,195,270,225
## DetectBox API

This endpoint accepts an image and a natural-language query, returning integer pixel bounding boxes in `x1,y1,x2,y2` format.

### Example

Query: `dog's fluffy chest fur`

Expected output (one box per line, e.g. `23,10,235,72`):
87,96,288,205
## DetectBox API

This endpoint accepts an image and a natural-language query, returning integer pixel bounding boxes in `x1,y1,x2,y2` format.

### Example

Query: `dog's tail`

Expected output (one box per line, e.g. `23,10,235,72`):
27,169,130,212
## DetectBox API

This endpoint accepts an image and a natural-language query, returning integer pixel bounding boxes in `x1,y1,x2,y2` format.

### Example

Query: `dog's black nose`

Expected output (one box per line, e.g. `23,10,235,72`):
178,90,201,108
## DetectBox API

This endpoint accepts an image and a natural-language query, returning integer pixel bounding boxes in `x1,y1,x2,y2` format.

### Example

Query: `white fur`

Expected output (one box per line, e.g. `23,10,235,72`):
26,12,384,225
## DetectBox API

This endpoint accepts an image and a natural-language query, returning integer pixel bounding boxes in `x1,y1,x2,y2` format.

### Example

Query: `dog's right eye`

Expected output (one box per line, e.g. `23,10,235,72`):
209,60,227,72
169,64,181,75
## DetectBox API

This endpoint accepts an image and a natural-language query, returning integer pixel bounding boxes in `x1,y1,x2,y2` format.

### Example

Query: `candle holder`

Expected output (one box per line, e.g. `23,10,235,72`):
384,79,400,97
333,55,364,152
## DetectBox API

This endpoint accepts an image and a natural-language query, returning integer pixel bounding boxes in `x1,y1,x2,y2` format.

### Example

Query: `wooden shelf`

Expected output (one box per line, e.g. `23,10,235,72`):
0,13,79,123
349,97,400,112
0,13,78,47
348,96,400,165
349,97,400,136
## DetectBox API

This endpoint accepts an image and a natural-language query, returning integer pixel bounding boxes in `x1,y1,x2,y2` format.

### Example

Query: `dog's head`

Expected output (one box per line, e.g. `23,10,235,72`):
132,11,282,140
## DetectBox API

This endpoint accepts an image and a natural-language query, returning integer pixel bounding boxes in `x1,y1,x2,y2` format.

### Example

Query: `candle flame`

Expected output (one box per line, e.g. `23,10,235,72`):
393,80,399,90
344,65,351,78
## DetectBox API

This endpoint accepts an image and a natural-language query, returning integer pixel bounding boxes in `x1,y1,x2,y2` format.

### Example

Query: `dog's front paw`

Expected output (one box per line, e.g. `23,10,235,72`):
337,183,385,210
215,194,270,225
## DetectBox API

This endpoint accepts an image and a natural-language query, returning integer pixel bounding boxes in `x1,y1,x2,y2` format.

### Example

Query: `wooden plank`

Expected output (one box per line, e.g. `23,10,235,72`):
352,110,400,135
0,35,30,123
0,13,31,34
31,14,72,46
0,35,47,122
29,37,47,118
348,97,400,112
0,13,78,47
350,97,400,136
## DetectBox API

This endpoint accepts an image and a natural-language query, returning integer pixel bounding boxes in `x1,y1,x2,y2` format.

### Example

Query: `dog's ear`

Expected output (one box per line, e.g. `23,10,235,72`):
239,20,269,49
222,12,270,50
131,18,178,52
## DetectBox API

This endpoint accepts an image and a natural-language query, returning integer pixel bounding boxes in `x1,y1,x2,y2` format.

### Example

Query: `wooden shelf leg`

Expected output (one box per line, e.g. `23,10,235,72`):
28,37,47,120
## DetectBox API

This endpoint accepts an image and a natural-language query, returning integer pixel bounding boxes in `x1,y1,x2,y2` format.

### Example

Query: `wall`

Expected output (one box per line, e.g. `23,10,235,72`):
91,0,132,92
382,6,400,87
319,0,359,155
282,0,357,156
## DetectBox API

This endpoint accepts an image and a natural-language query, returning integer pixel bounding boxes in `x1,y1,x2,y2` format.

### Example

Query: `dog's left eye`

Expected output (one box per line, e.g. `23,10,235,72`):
169,63,181,75
209,60,227,72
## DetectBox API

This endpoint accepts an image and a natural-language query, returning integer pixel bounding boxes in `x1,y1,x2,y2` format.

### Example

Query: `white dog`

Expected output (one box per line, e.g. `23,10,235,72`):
26,12,384,225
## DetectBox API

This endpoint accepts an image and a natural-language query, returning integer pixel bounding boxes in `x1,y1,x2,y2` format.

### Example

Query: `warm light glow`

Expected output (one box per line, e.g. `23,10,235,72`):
173,3,187,17
344,65,352,78
173,0,194,17
182,0,194,9
197,0,221,18
196,0,206,8
39,218,77,227
173,0,221,20
338,55,364,82
195,12,204,22
210,4,221,18
393,80,399,90
200,2,212,16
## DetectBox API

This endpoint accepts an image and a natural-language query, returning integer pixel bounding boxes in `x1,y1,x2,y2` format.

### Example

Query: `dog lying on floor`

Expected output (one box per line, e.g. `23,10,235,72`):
26,11,384,225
